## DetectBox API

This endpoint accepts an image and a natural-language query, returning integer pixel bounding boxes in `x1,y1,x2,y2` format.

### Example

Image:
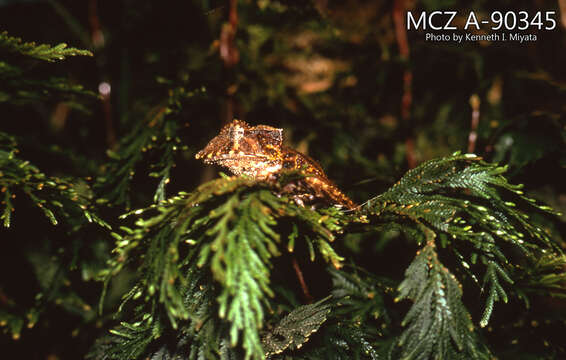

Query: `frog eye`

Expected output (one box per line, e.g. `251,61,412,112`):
229,126,244,138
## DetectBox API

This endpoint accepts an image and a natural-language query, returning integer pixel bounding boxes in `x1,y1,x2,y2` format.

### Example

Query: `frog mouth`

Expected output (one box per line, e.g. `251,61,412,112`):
196,152,269,163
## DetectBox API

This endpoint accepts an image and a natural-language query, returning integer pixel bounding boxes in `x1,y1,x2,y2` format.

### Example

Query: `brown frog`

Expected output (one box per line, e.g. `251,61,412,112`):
195,119,356,210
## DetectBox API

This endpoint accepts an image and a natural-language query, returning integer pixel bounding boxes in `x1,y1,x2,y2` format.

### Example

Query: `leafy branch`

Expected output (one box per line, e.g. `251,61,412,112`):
0,31,92,62
396,240,491,360
262,296,332,357
97,154,563,359
0,132,109,339
95,85,205,207
361,152,562,328
102,175,344,359
0,132,106,228
0,31,95,104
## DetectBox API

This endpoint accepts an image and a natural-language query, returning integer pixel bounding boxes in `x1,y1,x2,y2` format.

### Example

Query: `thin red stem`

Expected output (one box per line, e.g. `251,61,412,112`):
292,256,313,304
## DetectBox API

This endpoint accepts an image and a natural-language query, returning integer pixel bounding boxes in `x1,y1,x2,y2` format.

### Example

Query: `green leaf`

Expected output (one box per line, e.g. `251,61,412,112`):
262,296,332,357
102,175,344,359
396,242,491,360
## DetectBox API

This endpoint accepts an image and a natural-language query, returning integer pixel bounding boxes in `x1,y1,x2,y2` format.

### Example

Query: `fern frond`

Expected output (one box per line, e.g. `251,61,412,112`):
91,268,232,360
515,253,566,302
95,86,204,207
362,153,562,327
329,267,393,326
362,153,556,248
0,132,107,229
0,32,95,104
0,31,92,62
0,132,108,340
101,175,344,359
0,77,96,105
262,296,332,357
479,259,513,327
363,153,559,252
396,242,491,360
288,321,382,360
88,314,160,360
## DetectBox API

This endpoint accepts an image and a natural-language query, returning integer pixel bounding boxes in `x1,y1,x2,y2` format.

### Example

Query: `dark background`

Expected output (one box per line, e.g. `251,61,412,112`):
0,0,565,358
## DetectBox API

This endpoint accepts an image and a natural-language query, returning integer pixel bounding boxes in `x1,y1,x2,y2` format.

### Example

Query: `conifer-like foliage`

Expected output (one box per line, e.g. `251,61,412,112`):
91,154,563,360
0,31,94,103
0,31,91,62
1,1,565,360
96,176,344,359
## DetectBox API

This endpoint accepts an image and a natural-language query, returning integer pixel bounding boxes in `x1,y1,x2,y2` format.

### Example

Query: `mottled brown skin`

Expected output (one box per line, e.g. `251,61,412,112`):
196,119,356,209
